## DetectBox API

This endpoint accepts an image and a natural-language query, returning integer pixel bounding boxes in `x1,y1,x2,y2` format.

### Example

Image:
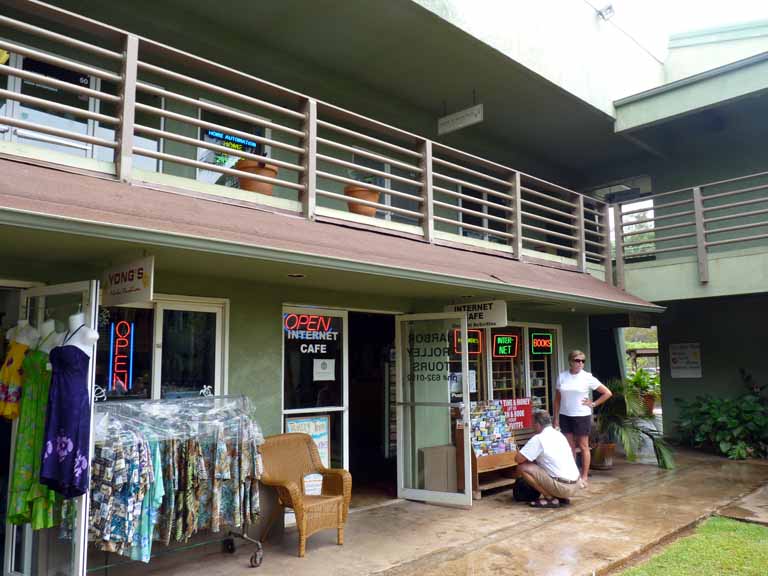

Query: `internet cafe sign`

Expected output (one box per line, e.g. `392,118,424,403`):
102,256,154,306
444,300,507,329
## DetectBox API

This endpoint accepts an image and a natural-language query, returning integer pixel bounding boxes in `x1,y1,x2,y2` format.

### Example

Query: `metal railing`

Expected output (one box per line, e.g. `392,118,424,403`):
614,170,768,287
0,2,611,280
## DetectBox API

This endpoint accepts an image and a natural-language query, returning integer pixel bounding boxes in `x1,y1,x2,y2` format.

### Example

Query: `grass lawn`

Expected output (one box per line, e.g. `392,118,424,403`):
621,516,768,576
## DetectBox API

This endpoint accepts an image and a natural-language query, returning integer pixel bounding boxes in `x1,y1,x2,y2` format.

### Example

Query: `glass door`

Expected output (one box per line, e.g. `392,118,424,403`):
396,313,471,507
3,281,98,576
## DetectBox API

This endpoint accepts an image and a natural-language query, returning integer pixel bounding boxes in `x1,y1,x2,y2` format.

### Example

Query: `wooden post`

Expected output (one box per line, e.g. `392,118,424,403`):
575,195,587,273
116,34,138,183
613,206,625,290
421,140,434,242
301,98,317,220
692,186,709,283
602,203,614,285
512,171,523,259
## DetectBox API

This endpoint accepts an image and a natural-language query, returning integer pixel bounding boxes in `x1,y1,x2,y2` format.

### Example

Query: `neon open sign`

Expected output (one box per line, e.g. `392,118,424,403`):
283,313,333,332
107,320,134,392
531,332,553,355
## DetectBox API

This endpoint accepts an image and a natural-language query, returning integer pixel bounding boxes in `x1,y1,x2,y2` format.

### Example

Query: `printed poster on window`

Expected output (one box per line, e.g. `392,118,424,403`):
669,342,702,378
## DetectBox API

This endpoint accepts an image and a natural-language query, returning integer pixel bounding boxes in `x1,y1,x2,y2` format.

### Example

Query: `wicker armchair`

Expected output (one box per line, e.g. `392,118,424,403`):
260,433,352,557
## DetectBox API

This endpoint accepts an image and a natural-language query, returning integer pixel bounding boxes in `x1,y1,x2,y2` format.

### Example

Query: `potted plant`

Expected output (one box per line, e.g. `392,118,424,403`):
235,154,279,196
627,368,661,415
344,169,380,217
591,377,674,470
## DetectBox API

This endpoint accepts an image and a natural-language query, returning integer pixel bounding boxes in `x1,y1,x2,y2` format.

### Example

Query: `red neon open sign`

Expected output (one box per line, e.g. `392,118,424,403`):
108,320,134,392
283,313,333,332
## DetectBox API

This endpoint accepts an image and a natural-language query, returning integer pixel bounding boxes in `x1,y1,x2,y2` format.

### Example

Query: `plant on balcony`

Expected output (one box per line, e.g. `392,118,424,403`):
235,152,279,196
591,377,675,470
344,168,380,217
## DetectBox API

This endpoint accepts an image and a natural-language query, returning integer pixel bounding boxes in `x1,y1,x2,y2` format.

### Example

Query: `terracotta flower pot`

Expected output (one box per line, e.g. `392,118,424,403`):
591,442,616,470
642,394,656,415
344,184,380,217
235,159,278,196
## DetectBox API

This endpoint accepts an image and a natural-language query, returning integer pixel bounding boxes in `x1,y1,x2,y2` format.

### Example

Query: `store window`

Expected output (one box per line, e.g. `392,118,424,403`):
96,306,154,400
528,328,558,412
14,56,90,156
449,327,486,402
160,308,217,398
95,297,227,401
282,307,346,468
490,326,524,400
197,106,266,187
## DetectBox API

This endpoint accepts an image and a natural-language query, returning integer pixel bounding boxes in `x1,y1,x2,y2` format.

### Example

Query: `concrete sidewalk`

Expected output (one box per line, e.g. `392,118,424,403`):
135,450,768,576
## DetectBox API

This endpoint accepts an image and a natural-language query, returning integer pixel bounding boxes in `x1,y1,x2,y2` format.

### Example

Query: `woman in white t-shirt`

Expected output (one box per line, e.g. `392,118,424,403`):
553,349,612,487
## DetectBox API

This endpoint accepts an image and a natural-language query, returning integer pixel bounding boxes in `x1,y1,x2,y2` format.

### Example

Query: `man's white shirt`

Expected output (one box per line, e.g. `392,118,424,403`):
520,425,580,481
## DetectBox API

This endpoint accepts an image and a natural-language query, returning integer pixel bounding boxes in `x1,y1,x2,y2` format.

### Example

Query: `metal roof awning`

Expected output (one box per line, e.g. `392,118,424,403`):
0,159,661,313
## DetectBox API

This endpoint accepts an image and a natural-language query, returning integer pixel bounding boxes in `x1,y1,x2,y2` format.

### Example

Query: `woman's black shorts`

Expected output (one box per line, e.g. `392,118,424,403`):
559,414,592,437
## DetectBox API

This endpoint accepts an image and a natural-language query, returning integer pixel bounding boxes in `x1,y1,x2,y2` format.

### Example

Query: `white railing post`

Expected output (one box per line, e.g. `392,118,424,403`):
692,186,709,283
512,171,523,259
421,140,434,242
575,195,587,273
116,34,138,183
602,203,614,285
613,205,625,290
301,98,317,220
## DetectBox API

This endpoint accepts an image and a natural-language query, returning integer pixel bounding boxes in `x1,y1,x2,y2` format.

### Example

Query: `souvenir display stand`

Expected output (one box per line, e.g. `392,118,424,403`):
456,401,535,500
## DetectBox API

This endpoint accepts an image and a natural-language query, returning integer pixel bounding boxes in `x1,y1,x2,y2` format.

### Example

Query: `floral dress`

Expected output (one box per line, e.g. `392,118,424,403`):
0,340,29,420
40,330,93,498
7,344,61,529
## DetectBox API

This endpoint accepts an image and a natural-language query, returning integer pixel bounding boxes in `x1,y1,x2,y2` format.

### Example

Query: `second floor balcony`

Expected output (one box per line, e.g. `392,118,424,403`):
0,3,611,284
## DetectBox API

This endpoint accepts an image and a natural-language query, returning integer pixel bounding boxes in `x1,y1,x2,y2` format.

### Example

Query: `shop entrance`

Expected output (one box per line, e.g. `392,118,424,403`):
347,312,397,508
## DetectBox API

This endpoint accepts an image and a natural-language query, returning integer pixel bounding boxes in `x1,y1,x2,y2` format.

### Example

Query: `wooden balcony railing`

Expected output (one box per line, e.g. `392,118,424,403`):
0,2,611,280
614,170,768,288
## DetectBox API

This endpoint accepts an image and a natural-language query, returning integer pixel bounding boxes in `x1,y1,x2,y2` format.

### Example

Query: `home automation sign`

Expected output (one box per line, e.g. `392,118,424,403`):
102,256,154,306
438,104,484,136
444,299,507,329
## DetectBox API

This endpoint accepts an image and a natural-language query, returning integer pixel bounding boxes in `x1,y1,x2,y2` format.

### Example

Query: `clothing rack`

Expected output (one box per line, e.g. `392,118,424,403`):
88,395,265,569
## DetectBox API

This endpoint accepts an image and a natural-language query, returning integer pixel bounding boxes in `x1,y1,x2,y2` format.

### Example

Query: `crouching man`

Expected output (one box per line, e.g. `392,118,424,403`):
514,410,581,508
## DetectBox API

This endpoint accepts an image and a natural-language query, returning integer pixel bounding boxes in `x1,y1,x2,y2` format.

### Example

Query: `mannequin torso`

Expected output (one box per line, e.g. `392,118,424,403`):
62,313,99,357
6,319,40,347
38,320,64,354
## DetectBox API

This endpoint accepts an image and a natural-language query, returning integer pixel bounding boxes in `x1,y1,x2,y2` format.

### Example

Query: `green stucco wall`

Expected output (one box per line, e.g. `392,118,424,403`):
657,293,768,438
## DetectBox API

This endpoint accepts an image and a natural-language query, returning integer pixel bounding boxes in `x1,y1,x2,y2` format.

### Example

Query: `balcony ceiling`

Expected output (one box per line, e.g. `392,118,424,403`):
39,0,652,188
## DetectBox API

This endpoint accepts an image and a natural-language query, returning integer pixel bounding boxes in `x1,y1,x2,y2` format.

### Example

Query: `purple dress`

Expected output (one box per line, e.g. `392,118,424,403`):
40,328,91,499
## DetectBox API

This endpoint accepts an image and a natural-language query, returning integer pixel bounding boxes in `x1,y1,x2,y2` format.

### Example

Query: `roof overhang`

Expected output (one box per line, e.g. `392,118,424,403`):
615,51,768,133
0,158,662,314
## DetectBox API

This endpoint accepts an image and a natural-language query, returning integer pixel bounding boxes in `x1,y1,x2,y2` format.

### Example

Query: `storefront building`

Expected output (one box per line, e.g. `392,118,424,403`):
0,2,667,575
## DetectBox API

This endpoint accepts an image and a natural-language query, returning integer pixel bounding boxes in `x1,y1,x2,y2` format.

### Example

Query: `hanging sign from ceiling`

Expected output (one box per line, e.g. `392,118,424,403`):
102,256,154,306
444,299,507,329
437,103,484,135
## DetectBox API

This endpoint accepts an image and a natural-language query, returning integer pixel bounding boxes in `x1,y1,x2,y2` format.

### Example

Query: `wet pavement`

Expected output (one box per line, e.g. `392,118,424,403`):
718,483,768,527
124,450,767,576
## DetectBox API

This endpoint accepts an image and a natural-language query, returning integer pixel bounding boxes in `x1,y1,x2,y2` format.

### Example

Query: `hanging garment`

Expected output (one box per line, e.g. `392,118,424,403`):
0,340,29,420
8,345,61,529
128,440,165,563
40,327,93,498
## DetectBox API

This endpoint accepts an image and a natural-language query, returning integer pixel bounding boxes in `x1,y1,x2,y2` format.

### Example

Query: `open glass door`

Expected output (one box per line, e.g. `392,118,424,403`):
3,281,98,576
396,313,472,507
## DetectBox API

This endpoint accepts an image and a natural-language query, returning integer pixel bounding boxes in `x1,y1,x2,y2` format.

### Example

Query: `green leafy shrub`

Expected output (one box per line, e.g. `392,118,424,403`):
676,391,768,460
627,368,661,400
594,378,675,469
